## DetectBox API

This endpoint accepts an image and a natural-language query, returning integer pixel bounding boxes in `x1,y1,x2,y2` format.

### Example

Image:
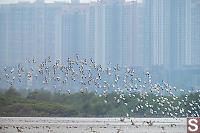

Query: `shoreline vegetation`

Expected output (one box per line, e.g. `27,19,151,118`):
0,87,199,117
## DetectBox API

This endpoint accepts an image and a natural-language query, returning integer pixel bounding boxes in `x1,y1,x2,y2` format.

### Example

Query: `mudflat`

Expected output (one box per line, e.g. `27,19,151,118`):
0,117,186,133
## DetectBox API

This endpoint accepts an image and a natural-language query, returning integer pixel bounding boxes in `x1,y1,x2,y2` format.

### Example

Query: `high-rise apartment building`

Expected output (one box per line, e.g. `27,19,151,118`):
0,5,9,66
170,0,191,69
121,1,138,67
94,1,105,67
103,0,124,66
61,3,90,60
151,0,171,67
191,0,200,65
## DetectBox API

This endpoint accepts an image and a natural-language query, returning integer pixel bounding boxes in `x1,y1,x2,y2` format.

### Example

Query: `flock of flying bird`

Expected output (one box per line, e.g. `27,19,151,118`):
0,54,199,119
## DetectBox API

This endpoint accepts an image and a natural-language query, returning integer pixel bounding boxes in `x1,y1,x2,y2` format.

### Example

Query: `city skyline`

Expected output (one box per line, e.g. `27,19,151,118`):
0,0,200,89
0,0,200,67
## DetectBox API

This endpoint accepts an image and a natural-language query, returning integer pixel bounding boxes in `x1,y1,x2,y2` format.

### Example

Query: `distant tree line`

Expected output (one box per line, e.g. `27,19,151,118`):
0,87,199,117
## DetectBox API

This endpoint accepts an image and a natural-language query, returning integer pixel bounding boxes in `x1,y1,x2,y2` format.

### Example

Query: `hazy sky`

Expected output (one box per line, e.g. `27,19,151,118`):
0,0,97,4
0,0,139,4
